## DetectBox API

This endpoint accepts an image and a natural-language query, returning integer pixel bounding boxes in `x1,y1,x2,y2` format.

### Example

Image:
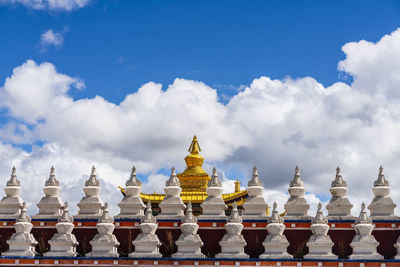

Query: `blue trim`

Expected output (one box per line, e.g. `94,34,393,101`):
197,219,227,222
372,220,400,223
327,220,355,223
0,256,399,262
242,220,269,223
31,218,58,222
0,219,16,221
283,220,312,223
155,219,182,222
73,218,98,222
114,218,141,222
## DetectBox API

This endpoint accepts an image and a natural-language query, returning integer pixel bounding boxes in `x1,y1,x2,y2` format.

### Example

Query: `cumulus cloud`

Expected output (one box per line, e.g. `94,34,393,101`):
0,0,90,12
39,27,69,51
2,28,400,216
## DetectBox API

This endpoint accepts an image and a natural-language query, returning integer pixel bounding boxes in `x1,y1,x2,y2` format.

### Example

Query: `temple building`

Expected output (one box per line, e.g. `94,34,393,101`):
140,136,248,214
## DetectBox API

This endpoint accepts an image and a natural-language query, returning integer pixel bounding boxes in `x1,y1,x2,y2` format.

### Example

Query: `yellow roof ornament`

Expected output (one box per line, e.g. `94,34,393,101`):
188,135,201,155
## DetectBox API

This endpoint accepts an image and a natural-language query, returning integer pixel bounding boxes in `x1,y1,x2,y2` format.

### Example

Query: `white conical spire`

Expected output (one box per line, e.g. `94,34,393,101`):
166,167,180,186
45,166,59,186
331,167,346,187
313,203,327,224
143,201,155,223
269,202,283,223
98,202,113,223
208,167,222,187
17,202,30,223
7,166,20,187
357,202,371,224
126,166,142,186
85,166,100,186
374,166,389,187
289,166,303,187
228,202,242,223
183,201,196,223
248,166,263,187
59,201,72,223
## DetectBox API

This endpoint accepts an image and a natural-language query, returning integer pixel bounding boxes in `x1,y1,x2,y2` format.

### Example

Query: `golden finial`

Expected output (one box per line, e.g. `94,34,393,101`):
234,179,241,192
188,135,201,155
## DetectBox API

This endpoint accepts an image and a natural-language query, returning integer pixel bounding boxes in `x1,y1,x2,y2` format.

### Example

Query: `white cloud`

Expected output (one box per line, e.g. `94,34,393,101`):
39,27,69,51
0,0,90,11
2,29,400,217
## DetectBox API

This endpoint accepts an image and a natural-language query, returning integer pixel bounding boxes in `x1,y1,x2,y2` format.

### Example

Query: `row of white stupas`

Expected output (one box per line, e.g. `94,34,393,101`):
0,165,397,221
3,194,400,259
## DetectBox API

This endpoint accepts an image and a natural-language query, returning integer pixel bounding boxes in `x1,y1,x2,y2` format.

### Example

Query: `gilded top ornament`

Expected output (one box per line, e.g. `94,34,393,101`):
374,166,389,187
126,166,142,187
7,166,21,187
45,166,59,186
85,166,100,187
188,135,201,155
248,166,263,187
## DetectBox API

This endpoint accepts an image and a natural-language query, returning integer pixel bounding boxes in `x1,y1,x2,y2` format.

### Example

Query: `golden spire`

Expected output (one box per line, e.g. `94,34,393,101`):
177,135,210,192
188,135,201,155
234,179,241,193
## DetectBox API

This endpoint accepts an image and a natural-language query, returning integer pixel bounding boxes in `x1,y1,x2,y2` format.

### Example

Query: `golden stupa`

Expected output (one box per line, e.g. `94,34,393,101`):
140,136,248,209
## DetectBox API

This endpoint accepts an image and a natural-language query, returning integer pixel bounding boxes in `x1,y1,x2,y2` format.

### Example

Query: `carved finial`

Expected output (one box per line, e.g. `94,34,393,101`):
7,166,21,187
59,201,73,223
248,166,263,187
290,166,303,187
331,166,346,187
85,166,100,186
269,201,283,223
99,202,113,223
313,202,327,224
143,201,155,223
183,201,197,223
166,167,180,186
188,135,201,155
357,202,371,224
208,167,222,187
126,165,142,186
45,166,59,186
17,202,30,223
228,202,242,223
374,166,389,187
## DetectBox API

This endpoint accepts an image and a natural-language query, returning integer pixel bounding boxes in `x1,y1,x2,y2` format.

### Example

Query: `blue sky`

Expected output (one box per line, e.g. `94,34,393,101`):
1,1,400,103
1,0,400,215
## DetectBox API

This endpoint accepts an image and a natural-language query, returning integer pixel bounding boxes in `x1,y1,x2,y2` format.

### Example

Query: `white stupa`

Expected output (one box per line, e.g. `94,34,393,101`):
33,167,65,219
242,166,268,220
172,202,205,258
199,167,227,220
0,167,24,220
157,167,186,220
216,202,248,259
326,167,354,220
87,203,120,257
368,166,397,220
75,166,104,220
260,202,292,259
115,166,146,220
130,201,162,258
284,166,310,220
44,202,79,257
304,203,337,259
2,202,37,257
349,203,383,260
